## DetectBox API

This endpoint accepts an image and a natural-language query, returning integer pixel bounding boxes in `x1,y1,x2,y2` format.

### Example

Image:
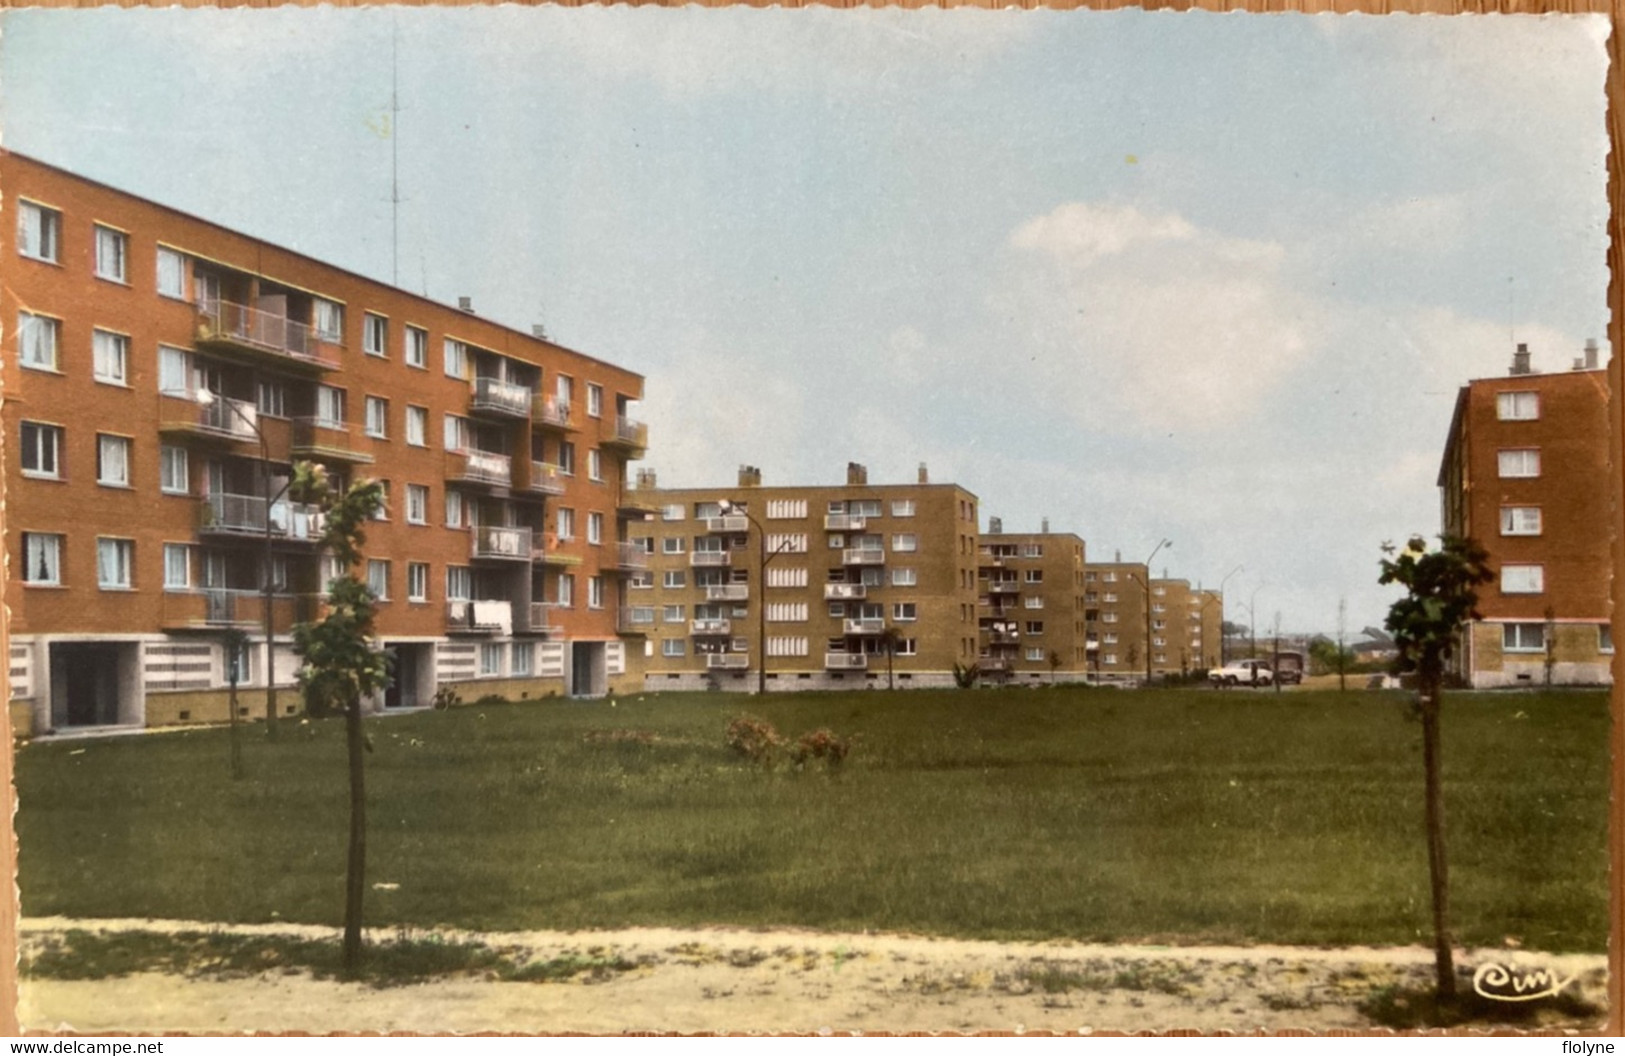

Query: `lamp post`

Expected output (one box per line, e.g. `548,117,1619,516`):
719,500,793,695
1248,583,1265,687
1216,565,1244,666
1133,538,1172,686
197,388,285,740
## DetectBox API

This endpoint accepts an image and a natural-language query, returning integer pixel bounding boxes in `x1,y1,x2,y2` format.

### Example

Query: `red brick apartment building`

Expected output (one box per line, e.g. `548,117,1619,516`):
3,151,650,736
1437,342,1612,687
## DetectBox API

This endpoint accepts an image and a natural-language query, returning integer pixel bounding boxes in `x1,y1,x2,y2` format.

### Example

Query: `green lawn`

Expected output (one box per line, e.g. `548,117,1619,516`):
13,687,1610,951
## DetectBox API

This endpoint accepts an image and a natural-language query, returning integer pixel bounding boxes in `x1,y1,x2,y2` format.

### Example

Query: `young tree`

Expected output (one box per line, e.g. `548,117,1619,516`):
1337,597,1349,692
290,464,390,972
1048,649,1063,685
878,625,903,691
1378,534,1493,1001
221,626,248,780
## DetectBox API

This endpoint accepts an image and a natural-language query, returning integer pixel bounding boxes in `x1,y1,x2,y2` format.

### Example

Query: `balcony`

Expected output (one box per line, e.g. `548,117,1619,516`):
469,377,533,420
292,418,374,465
824,652,868,670
516,461,566,497
616,610,652,636
159,393,261,444
706,584,750,602
979,658,1012,674
445,448,512,489
445,599,512,634
603,415,647,457
842,548,885,567
532,533,583,567
690,551,732,568
527,602,564,636
704,515,750,534
532,394,575,431
195,299,340,373
824,583,867,601
824,514,867,531
985,629,1020,645
691,618,732,636
617,491,661,519
843,617,884,635
706,653,750,670
986,580,1020,595
200,493,325,543
161,589,316,633
615,541,650,571
471,525,533,562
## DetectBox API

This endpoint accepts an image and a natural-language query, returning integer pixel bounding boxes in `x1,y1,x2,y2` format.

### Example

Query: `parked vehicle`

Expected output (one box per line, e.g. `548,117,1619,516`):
1209,659,1273,687
1272,650,1306,686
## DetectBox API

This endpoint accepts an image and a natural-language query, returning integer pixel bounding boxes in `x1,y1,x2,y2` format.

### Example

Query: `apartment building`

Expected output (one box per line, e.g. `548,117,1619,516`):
1436,341,1612,687
4,151,648,737
976,522,1088,682
627,463,982,690
1192,588,1224,669
1082,560,1149,682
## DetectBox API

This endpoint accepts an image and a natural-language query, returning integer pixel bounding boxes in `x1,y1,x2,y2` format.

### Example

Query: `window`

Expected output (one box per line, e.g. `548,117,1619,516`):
587,383,603,418
897,638,918,656
1498,449,1540,478
828,534,845,549
1600,624,1614,653
18,312,59,371
163,543,190,589
367,559,390,599
663,537,685,555
588,448,603,482
444,338,467,379
1501,564,1544,594
558,441,576,476
1027,647,1047,662
557,574,575,607
406,484,428,525
398,562,427,603
365,396,388,438
893,602,918,621
97,434,131,487
828,601,846,618
88,329,130,386
372,481,390,521
406,406,428,447
21,422,62,479
157,247,187,298
892,534,917,552
662,504,686,521
445,490,465,528
97,538,133,589
556,507,575,541
1026,621,1045,635
891,500,916,517
316,386,346,428
589,576,605,609
24,533,62,585
159,445,189,494
663,604,685,622
1500,507,1542,536
1021,544,1044,558
587,512,604,545
322,555,345,593
363,313,387,357
479,643,505,677
630,571,654,590
158,346,190,395
892,568,917,587
1025,570,1044,584
1497,391,1540,421
767,499,808,519
404,325,428,368
256,380,287,418
443,413,468,452
662,639,686,658
94,225,128,282
17,201,59,262
663,570,687,589
505,640,531,676
1503,622,1545,652
314,299,344,342
446,566,471,601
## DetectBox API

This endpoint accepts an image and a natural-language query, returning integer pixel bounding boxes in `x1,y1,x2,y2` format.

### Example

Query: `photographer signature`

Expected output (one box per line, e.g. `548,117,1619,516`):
1472,961,1575,1002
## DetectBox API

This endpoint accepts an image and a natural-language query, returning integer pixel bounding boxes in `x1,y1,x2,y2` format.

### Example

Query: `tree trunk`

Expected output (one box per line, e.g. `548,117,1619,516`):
1419,672,1456,1000
343,692,367,971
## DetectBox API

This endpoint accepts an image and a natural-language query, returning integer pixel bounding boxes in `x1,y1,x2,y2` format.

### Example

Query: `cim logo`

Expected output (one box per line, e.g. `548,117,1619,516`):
1471,961,1576,1002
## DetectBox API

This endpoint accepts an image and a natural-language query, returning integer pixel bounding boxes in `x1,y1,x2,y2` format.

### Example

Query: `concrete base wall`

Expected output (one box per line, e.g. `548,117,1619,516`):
1466,621,1613,688
643,669,963,693
9,699,36,739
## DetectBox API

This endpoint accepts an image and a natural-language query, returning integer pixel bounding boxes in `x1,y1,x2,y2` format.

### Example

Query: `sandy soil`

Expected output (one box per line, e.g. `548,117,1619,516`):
15,917,1610,1036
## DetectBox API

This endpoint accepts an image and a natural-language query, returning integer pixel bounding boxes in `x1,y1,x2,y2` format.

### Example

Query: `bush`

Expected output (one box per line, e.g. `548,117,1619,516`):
725,715,784,764
952,662,980,689
431,687,463,711
790,728,852,768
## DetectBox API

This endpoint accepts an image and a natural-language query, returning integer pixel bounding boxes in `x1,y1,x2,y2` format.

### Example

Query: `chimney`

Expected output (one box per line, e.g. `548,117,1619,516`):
917,462,929,484
1573,357,1585,371
988,516,1003,535
1511,342,1531,375
1586,338,1600,370
1115,549,1121,562
737,465,761,487
636,468,657,490
531,323,548,340
1041,517,1050,534
846,462,867,486
458,296,475,314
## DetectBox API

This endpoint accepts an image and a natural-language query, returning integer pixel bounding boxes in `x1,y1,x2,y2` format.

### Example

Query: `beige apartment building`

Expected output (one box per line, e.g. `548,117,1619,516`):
975,523,1088,682
627,464,982,691
1083,563,1225,682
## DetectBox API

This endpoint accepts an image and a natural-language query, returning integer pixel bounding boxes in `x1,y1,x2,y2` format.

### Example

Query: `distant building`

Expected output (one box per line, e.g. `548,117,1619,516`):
976,524,1088,683
1437,341,1611,687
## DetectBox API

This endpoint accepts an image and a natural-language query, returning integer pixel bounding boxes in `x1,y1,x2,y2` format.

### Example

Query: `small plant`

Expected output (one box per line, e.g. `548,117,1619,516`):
952,661,980,689
725,715,784,764
431,686,463,711
790,728,852,768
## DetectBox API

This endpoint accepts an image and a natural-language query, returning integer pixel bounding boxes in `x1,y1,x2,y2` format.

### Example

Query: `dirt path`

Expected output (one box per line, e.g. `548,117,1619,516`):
15,918,1610,1035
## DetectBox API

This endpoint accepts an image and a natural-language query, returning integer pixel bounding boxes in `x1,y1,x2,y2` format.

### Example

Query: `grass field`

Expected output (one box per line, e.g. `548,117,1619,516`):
12,687,1610,951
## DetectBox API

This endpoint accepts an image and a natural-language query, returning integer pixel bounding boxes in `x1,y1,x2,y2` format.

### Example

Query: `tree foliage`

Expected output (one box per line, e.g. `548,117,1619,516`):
1378,535,1493,684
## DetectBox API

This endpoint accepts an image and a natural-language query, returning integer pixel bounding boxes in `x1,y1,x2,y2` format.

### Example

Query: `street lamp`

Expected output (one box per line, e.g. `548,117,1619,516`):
719,500,794,695
1216,564,1244,666
1128,538,1172,686
1247,583,1266,687
197,387,286,740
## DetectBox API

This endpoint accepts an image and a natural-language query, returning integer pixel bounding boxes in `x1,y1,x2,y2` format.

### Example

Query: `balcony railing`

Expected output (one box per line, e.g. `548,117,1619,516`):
704,515,750,534
201,493,325,542
843,617,884,635
161,589,317,632
824,652,868,670
532,533,583,566
691,618,732,636
706,584,750,602
616,541,650,570
195,299,339,370
842,548,885,566
532,394,574,430
446,599,512,634
471,525,533,561
706,653,750,670
690,551,732,567
603,415,648,454
824,583,867,600
446,448,512,487
292,417,375,464
824,514,867,531
986,580,1020,594
470,376,533,419
520,461,566,496
985,629,1020,645
528,602,563,635
979,658,1012,674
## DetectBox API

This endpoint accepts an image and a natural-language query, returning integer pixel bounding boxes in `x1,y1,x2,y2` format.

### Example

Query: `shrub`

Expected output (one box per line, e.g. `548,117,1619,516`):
790,728,852,768
725,715,784,764
431,687,463,711
952,661,980,689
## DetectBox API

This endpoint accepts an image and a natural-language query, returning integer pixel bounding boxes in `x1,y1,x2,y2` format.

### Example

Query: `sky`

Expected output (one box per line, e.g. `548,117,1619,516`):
0,7,1610,634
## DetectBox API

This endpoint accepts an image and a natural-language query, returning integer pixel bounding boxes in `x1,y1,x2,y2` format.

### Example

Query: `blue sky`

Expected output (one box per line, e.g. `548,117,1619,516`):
1,8,1609,633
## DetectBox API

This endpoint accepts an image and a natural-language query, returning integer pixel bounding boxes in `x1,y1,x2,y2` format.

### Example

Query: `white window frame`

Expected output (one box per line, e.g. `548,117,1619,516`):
893,602,918,622
404,325,428,368
367,559,390,600
663,570,687,589
479,642,505,677
512,641,534,676
97,434,132,488
1500,564,1544,595
163,543,191,590
18,312,60,371
1502,622,1545,653
314,299,344,343
663,537,685,555
891,500,916,517
406,405,428,447
17,201,60,263
316,385,346,428
1498,448,1541,479
587,511,604,545
892,533,918,553
587,383,603,418
160,445,189,495
556,507,576,541
407,562,429,603
157,246,187,299
406,484,429,525
446,565,471,602
365,395,388,439
1496,391,1540,421
20,421,62,480
445,490,465,529
97,537,134,590
588,448,603,482
94,224,128,283
444,338,467,379
557,574,575,608
662,639,685,658
363,313,388,357
892,568,917,587
1500,506,1542,536
24,533,63,586
588,575,605,610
